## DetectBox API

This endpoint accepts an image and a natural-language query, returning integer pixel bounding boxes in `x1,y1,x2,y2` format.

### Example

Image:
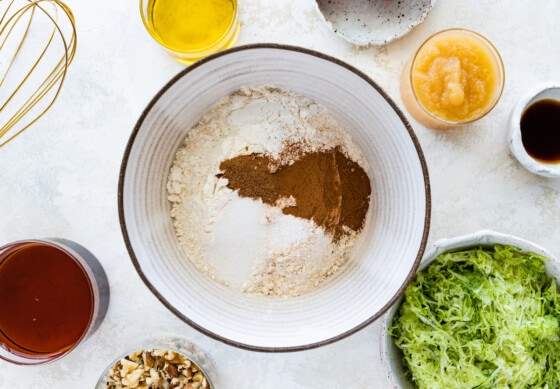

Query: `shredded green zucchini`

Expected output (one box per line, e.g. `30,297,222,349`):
389,245,560,389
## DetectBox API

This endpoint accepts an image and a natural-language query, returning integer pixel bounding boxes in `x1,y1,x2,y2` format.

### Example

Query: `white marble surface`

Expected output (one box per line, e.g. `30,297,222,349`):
1,0,560,387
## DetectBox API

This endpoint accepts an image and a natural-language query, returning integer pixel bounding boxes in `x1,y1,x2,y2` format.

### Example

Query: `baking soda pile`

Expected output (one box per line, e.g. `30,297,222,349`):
166,86,370,297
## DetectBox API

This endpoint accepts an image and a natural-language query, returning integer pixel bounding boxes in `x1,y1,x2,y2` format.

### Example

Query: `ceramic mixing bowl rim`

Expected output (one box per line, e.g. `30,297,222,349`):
118,43,432,352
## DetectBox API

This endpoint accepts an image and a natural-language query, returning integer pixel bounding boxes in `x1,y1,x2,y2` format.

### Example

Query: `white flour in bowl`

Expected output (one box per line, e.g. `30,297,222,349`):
166,86,370,297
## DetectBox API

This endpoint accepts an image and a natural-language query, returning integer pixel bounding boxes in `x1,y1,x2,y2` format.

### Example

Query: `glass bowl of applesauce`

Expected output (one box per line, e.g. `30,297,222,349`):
400,28,505,130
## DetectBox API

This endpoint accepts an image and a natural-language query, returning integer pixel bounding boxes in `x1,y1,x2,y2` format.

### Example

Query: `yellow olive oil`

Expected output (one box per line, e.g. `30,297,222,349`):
146,0,237,54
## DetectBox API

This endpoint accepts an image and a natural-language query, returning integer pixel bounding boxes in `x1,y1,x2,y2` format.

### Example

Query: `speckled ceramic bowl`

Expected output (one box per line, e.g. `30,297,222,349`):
381,230,560,388
119,44,430,351
509,83,560,178
315,0,437,46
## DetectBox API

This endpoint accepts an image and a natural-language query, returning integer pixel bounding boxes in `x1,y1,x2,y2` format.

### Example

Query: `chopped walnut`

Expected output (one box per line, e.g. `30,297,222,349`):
104,349,210,389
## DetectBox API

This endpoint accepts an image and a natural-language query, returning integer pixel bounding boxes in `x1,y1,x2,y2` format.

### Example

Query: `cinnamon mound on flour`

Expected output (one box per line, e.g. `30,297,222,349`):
219,146,370,242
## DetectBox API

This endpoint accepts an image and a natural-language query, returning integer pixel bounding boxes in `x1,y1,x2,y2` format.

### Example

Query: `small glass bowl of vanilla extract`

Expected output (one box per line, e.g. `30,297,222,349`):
509,83,560,178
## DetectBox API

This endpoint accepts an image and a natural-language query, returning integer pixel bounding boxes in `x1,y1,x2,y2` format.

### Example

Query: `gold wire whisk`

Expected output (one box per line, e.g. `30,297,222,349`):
0,0,76,147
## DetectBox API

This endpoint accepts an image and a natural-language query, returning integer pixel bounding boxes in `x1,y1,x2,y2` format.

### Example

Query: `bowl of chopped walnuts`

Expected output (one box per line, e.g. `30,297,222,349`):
96,338,213,389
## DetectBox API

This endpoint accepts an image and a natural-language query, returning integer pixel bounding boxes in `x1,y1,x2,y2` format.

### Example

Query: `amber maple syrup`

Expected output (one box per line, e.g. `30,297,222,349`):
0,241,95,359
520,98,560,163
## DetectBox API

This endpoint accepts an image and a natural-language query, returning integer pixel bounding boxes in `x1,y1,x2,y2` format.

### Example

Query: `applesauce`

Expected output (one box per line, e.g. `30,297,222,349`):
401,29,504,129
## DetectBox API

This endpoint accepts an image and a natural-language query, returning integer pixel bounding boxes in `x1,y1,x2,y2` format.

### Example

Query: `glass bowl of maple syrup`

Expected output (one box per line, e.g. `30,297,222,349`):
0,238,108,365
509,83,560,178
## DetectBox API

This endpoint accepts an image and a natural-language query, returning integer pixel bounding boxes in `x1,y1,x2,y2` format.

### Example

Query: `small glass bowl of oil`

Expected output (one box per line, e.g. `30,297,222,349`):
509,83,560,178
139,0,240,64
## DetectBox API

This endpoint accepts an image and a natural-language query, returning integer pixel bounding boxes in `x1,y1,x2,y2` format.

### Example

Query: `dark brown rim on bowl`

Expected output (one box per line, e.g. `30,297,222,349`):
118,43,432,352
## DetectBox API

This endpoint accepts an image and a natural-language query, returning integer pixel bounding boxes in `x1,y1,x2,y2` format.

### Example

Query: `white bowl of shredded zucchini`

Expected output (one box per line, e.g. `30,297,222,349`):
382,229,560,389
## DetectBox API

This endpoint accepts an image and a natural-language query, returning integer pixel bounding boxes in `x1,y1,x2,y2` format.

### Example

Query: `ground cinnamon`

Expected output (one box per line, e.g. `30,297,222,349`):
218,147,371,241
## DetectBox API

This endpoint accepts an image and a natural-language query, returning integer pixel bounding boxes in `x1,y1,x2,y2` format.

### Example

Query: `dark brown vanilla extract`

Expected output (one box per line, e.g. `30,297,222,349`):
520,99,560,163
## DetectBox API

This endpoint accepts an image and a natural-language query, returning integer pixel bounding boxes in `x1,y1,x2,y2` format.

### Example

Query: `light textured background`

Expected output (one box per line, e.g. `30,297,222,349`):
1,0,560,387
